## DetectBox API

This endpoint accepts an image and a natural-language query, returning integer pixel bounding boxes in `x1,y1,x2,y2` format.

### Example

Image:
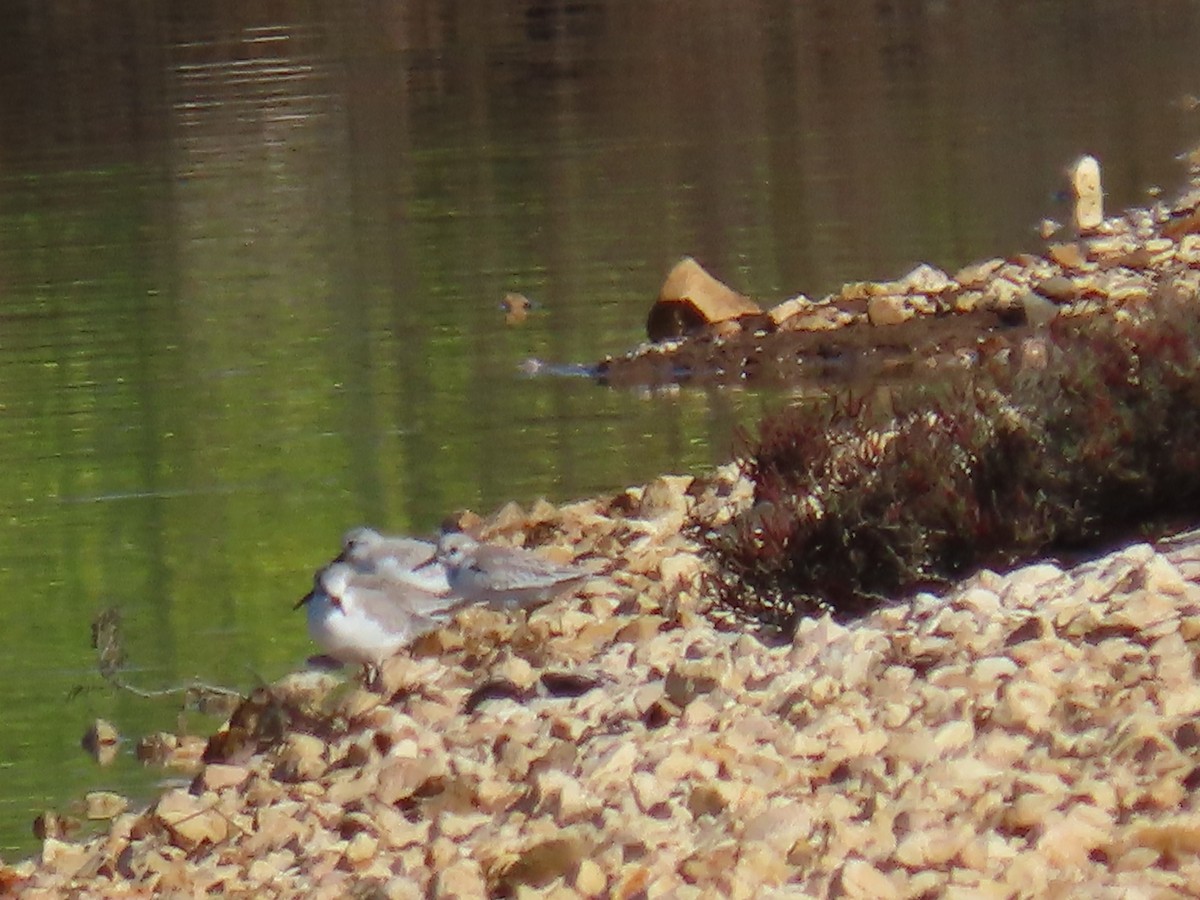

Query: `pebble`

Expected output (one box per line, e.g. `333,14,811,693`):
80,719,120,766
84,792,128,821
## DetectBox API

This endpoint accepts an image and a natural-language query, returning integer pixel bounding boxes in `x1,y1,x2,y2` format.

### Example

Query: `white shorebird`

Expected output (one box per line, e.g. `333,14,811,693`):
430,531,591,611
295,561,471,688
337,526,450,595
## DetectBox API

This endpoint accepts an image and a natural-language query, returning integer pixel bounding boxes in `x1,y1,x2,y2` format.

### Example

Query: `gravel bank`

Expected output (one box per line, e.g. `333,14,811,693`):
6,462,1200,897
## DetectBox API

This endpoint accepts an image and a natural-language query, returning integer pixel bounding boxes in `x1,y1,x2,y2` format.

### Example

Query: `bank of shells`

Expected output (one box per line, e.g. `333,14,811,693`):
9,450,1200,898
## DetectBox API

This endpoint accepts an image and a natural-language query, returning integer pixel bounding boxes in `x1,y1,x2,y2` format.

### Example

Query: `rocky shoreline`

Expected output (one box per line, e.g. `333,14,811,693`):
7,163,1200,897
599,164,1200,390
6,459,1200,897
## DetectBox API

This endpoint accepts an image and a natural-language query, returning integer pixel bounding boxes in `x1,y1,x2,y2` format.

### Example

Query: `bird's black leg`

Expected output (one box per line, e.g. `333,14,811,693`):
363,663,383,692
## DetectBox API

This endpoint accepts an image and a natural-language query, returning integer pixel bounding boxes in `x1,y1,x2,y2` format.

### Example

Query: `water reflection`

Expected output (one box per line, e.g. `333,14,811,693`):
0,0,1197,857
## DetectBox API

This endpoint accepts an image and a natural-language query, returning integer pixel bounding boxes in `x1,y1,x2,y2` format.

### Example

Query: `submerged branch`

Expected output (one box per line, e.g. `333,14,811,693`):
86,606,245,713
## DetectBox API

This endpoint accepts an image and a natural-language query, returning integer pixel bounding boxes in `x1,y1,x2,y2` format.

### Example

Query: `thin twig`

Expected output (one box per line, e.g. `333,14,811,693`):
86,606,246,707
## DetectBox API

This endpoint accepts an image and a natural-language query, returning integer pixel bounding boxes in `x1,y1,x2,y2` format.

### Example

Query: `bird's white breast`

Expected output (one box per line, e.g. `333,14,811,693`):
305,588,408,667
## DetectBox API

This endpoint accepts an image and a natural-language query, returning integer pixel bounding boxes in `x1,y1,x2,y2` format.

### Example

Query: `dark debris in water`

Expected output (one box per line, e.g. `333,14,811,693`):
597,308,1024,390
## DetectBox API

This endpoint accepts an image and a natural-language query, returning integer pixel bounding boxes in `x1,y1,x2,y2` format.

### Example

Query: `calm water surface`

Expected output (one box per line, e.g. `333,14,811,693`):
0,0,1197,856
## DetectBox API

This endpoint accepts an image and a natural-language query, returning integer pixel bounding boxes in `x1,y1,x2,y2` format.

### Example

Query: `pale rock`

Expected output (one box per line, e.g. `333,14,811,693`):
948,289,981,313
866,295,912,327
895,830,939,868
1124,814,1200,857
375,754,438,805
954,257,1004,287
492,653,537,690
659,554,703,592
1070,155,1103,231
980,277,1024,311
971,656,1019,683
1000,562,1063,599
741,801,814,856
907,872,946,896
840,281,874,301
657,749,715,784
476,776,520,811
199,763,250,793
84,791,128,820
1161,683,1200,718
337,688,384,721
534,769,594,822
1105,279,1153,304
155,789,229,849
793,306,858,331
767,294,811,325
136,732,179,765
1178,234,1200,263
1046,242,1089,270
945,758,1002,792
681,696,715,734
1036,803,1114,869
880,703,911,729
885,729,938,771
1106,588,1180,637
1004,790,1062,830
894,262,954,293
574,857,607,896
342,832,378,866
249,803,307,854
433,858,487,897
955,586,1001,617
325,771,375,808
40,838,91,877
994,677,1062,733
932,720,974,755
247,857,282,885
632,629,683,671
435,810,490,840
733,841,790,888
639,475,692,521
274,733,327,782
838,858,898,899
946,878,1011,900
1111,845,1166,872
81,719,120,766
1142,772,1187,810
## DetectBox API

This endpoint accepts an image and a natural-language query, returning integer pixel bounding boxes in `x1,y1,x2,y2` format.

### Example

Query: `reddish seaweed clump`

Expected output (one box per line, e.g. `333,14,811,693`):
704,286,1200,633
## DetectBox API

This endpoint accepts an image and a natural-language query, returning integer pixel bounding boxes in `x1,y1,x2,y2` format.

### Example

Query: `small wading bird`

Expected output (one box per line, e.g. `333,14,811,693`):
429,531,592,611
336,526,450,595
295,560,473,690
297,527,592,689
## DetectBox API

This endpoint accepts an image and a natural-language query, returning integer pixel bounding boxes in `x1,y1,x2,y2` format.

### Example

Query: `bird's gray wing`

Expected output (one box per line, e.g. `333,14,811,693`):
345,534,438,574
473,545,588,589
354,572,473,627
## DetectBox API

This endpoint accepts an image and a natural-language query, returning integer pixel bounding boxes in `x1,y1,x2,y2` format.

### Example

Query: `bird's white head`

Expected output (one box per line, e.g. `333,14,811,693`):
341,526,381,556
435,532,478,570
317,564,357,612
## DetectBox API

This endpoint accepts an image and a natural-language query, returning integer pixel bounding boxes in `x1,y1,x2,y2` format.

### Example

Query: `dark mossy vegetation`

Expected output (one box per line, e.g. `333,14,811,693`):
703,285,1200,634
